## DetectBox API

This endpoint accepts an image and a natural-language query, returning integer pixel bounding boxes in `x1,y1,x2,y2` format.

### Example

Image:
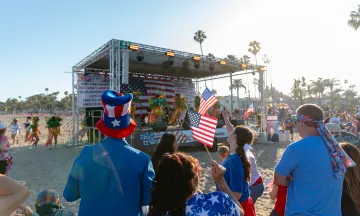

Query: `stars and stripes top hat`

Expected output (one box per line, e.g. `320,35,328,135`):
96,90,137,139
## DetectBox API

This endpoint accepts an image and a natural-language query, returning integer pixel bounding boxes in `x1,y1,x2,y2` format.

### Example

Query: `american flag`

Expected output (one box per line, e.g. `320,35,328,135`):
244,102,255,120
188,111,217,147
198,88,218,115
121,76,175,115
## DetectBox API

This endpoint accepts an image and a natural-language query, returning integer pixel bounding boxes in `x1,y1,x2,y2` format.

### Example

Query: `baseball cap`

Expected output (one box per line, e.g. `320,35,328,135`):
36,190,60,207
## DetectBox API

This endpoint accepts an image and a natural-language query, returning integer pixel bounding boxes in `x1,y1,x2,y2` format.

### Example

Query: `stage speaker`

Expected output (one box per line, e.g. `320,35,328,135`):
182,112,191,130
152,122,168,132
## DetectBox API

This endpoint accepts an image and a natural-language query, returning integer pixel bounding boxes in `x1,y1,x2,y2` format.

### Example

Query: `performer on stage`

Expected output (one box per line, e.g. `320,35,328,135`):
30,117,40,150
45,116,63,150
169,94,187,125
149,94,167,123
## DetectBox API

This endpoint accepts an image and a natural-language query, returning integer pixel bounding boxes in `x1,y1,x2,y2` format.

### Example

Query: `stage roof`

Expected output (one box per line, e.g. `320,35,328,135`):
73,39,264,79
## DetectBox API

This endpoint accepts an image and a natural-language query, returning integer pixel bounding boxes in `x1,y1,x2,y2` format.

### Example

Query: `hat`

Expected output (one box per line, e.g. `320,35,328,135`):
36,190,60,207
96,90,137,139
326,123,342,133
0,122,7,130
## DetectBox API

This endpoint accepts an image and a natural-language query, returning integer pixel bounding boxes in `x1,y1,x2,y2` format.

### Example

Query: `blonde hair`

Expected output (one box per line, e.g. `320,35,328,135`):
218,146,229,155
340,142,360,212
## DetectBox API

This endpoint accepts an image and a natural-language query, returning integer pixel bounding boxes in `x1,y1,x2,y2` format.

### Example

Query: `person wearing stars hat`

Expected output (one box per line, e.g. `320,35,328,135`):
63,90,155,216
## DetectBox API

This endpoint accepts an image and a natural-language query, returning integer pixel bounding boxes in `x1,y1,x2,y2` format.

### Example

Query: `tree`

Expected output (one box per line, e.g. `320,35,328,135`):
310,78,327,104
45,88,49,95
344,85,358,108
229,79,246,109
226,54,238,61
324,78,341,108
193,30,207,70
348,5,360,31
248,41,261,65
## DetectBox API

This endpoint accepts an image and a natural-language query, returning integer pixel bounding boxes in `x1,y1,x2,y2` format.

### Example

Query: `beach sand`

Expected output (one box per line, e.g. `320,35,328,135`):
3,115,290,215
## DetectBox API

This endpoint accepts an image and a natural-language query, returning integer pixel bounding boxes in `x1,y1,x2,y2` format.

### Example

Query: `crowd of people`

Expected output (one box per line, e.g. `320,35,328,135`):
1,89,360,215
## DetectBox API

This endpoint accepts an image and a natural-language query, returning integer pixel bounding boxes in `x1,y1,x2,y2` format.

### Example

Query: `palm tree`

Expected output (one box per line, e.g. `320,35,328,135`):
229,79,246,109
193,30,207,70
45,88,49,95
248,41,261,65
324,78,340,108
344,87,358,108
226,54,238,62
310,78,327,104
348,5,360,31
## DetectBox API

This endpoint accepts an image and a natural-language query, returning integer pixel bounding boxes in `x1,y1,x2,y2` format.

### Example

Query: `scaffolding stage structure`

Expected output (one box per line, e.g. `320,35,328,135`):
69,39,266,152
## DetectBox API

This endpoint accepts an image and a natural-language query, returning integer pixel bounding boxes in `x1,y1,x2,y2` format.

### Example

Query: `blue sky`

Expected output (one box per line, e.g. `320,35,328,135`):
1,0,360,102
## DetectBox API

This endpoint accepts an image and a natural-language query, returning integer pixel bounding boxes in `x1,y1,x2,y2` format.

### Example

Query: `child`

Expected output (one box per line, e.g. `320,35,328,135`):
23,116,32,143
218,145,229,162
269,176,291,216
30,117,40,150
0,122,14,175
9,118,21,145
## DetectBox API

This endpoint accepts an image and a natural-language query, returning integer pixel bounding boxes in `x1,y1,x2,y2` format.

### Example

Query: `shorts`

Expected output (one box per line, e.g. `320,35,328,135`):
285,127,293,134
240,197,256,216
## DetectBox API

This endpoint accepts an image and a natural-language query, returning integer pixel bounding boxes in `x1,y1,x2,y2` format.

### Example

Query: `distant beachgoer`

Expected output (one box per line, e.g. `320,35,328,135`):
274,104,355,215
30,117,40,150
340,142,360,216
23,116,32,142
34,190,75,216
0,122,14,175
151,133,177,170
221,107,256,216
284,114,295,140
63,90,155,216
9,118,21,145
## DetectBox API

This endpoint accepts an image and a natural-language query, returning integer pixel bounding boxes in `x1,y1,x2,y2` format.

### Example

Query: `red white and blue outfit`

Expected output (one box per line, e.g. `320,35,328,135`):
63,90,155,216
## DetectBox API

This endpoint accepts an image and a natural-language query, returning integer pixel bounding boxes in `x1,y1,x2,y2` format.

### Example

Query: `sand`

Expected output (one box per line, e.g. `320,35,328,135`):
2,115,290,215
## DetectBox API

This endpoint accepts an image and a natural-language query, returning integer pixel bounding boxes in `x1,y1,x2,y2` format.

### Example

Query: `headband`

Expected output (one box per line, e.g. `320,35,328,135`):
297,113,356,179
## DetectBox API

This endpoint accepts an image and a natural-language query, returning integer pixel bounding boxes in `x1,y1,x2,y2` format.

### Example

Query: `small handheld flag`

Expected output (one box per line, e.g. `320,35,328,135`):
188,111,217,147
244,102,255,120
198,88,218,115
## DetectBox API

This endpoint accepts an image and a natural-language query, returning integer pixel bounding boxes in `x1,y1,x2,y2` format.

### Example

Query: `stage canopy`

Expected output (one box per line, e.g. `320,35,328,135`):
73,39,264,79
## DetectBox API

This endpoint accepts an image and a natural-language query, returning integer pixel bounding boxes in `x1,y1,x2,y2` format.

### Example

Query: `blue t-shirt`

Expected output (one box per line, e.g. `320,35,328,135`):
223,154,250,203
275,136,344,216
63,137,155,216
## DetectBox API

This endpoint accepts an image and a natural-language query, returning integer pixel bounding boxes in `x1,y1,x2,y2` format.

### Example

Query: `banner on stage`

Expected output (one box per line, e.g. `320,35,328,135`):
140,128,227,146
267,115,279,142
77,74,109,108
171,80,196,108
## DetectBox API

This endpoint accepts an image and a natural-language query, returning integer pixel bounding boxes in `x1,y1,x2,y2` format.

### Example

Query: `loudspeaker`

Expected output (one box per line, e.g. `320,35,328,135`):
182,112,191,130
152,122,168,132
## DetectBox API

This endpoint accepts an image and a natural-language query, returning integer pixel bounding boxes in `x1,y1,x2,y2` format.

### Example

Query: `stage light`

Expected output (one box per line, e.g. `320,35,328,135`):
209,63,215,71
166,51,175,57
168,57,174,66
241,63,247,69
219,60,226,65
258,66,265,71
137,52,144,62
129,44,139,51
194,61,200,69
193,56,201,61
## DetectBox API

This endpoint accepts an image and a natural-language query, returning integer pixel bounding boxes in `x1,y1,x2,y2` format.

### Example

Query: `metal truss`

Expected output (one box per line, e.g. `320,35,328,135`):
73,40,112,71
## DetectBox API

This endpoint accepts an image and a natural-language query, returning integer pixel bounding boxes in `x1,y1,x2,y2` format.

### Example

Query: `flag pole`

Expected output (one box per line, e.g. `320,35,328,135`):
204,145,213,161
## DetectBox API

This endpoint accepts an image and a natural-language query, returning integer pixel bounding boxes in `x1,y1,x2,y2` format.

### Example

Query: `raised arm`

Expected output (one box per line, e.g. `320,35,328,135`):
221,107,234,135
0,175,30,216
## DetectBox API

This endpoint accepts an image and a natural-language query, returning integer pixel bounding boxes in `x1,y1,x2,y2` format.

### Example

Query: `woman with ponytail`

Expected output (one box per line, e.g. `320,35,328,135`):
221,107,256,216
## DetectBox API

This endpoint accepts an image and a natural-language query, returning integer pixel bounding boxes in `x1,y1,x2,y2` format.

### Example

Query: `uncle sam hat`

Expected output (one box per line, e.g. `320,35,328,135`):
96,90,137,139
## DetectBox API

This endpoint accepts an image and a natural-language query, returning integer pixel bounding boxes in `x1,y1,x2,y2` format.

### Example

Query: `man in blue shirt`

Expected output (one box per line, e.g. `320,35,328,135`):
274,104,355,216
63,90,155,216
